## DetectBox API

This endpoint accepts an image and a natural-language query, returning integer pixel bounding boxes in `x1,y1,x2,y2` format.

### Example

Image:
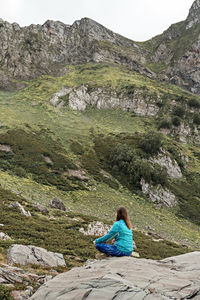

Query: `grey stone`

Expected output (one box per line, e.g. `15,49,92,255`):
30,252,200,300
140,178,177,208
7,244,66,267
49,197,66,211
10,202,31,217
65,85,159,116
0,232,11,240
79,221,111,236
151,149,182,179
32,202,49,214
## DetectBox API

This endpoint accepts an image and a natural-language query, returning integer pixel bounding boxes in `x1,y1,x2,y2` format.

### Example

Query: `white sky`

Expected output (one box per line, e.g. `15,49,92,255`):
0,0,195,41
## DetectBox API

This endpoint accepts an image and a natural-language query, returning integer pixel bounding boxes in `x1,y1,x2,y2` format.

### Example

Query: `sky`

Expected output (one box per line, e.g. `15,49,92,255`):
0,0,195,41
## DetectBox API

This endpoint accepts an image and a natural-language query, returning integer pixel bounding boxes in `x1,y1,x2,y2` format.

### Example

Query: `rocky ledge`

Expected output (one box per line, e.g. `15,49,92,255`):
30,252,200,299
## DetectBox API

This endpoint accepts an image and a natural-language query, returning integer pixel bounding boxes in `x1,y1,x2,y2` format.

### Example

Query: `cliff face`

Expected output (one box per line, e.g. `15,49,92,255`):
1,1,200,94
0,17,152,89
148,0,200,94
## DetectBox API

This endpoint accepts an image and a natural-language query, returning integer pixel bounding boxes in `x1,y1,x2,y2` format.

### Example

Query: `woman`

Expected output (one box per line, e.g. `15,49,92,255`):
94,206,133,257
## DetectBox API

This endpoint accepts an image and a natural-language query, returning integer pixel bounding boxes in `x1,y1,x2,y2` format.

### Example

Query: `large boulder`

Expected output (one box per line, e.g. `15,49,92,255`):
7,244,66,267
30,252,200,300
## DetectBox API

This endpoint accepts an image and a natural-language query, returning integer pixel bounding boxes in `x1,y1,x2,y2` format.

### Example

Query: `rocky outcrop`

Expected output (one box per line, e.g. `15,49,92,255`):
0,264,54,299
147,1,200,95
7,244,66,267
79,221,111,236
185,0,200,30
0,17,151,89
151,150,182,178
50,85,160,116
30,252,200,300
141,178,177,208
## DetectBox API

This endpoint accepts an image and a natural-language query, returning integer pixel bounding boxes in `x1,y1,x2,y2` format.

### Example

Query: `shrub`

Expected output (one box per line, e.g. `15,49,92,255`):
111,144,168,188
193,113,200,125
188,98,200,108
158,119,172,129
139,131,163,155
172,116,181,127
172,106,185,118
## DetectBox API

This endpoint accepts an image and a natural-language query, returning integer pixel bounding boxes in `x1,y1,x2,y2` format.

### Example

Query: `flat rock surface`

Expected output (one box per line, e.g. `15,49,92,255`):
30,251,200,300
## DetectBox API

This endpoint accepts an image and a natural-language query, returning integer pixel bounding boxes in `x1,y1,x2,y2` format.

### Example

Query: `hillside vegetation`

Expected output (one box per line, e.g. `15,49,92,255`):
0,63,199,249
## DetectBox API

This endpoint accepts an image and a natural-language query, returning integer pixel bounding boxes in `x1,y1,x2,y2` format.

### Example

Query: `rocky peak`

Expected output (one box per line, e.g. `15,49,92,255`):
185,0,200,29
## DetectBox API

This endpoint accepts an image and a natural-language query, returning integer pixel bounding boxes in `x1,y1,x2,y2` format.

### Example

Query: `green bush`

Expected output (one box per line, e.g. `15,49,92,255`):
158,119,172,129
139,131,163,155
193,113,200,125
188,98,200,108
172,116,181,127
172,106,185,118
111,144,168,188
0,129,85,191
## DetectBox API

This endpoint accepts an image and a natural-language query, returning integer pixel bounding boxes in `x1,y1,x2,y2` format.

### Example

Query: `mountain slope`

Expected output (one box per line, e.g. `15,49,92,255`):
1,0,200,95
0,17,152,89
144,0,200,94
0,63,200,243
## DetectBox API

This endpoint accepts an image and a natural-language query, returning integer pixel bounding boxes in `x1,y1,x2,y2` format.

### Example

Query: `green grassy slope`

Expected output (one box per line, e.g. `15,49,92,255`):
0,62,200,259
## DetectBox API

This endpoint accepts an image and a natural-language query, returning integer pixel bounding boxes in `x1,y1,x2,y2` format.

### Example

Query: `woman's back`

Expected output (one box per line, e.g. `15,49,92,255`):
114,219,133,253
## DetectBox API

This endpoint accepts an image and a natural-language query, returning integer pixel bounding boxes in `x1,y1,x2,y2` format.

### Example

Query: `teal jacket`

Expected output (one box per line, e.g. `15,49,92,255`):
95,219,133,253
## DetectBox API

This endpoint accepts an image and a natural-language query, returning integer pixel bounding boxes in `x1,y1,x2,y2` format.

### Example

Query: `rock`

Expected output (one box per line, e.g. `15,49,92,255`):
32,203,49,215
49,87,72,107
67,169,89,181
151,150,182,179
131,252,140,258
43,156,53,165
7,244,66,267
10,202,31,217
185,0,200,30
141,178,177,208
0,232,12,240
0,18,150,89
11,287,33,300
0,144,14,154
66,85,160,116
30,252,200,300
49,197,66,211
79,221,111,236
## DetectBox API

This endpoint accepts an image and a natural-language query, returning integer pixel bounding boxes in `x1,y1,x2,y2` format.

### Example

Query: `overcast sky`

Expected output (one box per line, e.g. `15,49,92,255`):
0,0,195,41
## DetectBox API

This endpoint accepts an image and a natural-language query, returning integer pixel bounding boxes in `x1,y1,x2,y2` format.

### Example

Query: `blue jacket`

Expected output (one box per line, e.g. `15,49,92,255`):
95,219,133,253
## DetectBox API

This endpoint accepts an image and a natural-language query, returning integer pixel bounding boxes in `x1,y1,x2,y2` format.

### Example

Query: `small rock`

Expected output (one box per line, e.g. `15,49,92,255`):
131,252,140,258
49,198,66,211
32,203,49,215
10,202,31,217
0,232,12,240
79,221,111,236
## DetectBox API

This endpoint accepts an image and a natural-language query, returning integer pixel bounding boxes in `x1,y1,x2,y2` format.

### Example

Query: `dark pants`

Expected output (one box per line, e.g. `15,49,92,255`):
95,243,132,257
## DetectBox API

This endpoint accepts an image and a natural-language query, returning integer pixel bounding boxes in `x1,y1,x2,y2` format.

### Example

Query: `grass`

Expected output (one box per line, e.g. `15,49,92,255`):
0,62,200,255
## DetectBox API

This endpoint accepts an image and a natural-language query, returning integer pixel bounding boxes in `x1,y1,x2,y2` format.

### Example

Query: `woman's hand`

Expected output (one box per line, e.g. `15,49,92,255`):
93,240,96,246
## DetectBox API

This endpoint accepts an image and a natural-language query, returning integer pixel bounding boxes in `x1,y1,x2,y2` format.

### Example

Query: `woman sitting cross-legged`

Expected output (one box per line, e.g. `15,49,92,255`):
93,206,133,257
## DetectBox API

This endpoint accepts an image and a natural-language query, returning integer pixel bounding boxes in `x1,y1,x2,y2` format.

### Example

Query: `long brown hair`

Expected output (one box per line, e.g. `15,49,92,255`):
116,206,132,229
